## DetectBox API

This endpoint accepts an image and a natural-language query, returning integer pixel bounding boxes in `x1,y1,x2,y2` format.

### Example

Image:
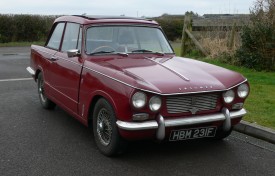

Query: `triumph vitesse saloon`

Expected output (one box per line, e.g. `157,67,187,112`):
27,15,249,156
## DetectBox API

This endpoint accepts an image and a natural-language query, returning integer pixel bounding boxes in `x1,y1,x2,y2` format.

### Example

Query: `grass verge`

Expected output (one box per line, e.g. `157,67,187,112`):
172,43,275,130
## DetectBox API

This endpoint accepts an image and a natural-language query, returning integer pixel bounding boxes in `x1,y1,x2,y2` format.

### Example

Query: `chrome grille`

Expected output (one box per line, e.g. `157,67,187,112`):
166,94,219,114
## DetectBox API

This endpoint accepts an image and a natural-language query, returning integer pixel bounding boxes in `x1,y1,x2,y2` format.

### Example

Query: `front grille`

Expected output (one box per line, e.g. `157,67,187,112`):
166,94,219,114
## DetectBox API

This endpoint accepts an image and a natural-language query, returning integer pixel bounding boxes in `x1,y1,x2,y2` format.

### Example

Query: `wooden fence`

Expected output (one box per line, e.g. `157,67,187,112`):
180,13,250,57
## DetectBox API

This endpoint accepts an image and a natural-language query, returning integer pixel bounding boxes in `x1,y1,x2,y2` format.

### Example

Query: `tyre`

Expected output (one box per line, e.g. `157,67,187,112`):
214,127,233,140
92,98,126,156
37,72,56,109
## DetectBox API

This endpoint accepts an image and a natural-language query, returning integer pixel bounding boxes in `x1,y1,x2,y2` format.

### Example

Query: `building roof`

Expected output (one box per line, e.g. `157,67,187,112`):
193,14,250,27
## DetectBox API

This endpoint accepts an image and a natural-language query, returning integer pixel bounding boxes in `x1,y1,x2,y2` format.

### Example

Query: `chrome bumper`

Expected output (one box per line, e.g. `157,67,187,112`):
116,108,247,140
26,67,35,76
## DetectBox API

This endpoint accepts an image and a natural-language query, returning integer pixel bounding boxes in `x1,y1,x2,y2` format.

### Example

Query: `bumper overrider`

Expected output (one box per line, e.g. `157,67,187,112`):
116,108,247,140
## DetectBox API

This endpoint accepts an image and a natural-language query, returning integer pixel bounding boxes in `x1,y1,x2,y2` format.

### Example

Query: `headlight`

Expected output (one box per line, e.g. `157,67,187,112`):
237,84,249,98
132,92,146,109
149,96,162,112
223,90,235,103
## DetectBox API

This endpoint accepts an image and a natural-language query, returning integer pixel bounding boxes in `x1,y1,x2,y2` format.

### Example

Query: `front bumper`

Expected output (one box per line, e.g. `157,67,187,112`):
26,67,35,77
116,108,247,140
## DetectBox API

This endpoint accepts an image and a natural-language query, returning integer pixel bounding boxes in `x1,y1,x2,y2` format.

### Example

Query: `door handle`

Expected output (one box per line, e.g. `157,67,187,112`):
50,56,58,61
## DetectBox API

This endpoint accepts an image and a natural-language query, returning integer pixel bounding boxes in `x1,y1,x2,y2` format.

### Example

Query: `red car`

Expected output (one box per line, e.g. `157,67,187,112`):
27,15,249,156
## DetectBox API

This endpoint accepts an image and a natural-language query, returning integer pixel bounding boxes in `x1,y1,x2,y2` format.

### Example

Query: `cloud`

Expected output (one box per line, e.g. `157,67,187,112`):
0,0,255,16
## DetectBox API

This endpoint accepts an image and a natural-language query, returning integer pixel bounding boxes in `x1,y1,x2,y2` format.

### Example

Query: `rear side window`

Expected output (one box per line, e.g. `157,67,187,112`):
61,23,81,52
47,23,65,50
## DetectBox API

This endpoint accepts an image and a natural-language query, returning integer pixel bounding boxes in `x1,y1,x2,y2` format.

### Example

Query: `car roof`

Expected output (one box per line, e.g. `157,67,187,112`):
54,15,159,26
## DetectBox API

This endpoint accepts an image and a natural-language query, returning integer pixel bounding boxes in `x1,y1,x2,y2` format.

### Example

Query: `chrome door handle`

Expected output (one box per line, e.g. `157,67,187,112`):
50,56,58,61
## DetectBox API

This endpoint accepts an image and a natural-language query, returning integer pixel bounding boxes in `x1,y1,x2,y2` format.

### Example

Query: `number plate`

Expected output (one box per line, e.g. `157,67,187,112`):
169,126,217,141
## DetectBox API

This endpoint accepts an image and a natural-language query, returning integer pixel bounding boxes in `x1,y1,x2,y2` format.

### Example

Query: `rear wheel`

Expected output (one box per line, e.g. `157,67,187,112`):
37,72,56,109
92,98,126,156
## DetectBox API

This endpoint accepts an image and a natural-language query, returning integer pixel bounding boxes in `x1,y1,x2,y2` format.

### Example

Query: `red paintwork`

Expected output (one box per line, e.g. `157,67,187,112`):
29,16,249,140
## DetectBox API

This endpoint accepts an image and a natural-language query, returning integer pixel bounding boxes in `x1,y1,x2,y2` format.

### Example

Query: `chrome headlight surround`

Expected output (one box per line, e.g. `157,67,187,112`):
223,90,235,104
237,84,249,98
132,92,147,109
149,96,162,112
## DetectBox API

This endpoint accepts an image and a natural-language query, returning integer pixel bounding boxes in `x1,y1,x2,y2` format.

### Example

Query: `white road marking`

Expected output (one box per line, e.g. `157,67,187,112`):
0,78,33,82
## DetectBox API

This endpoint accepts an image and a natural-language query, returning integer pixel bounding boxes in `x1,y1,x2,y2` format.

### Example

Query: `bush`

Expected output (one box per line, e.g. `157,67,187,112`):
157,19,183,41
236,24,274,70
236,0,275,71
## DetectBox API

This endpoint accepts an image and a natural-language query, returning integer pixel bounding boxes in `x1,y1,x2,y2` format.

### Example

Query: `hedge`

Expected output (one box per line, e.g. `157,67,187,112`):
0,14,56,43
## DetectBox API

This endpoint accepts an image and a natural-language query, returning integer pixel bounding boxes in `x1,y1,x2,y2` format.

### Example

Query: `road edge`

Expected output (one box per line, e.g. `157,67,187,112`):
234,120,275,144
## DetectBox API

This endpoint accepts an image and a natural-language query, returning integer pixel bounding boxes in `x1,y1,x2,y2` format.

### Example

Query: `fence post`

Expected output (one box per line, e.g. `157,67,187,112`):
180,14,192,57
180,13,208,56
228,22,237,50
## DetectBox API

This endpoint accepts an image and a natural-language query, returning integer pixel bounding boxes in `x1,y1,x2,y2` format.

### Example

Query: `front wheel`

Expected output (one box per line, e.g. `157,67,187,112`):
37,72,56,109
92,98,126,156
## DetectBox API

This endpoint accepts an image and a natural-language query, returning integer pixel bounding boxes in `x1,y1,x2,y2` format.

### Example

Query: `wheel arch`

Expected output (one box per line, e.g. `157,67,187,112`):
87,95,102,127
87,92,118,128
35,69,41,82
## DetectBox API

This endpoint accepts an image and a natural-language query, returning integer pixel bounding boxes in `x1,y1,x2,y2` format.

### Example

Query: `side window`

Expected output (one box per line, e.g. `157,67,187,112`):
47,23,65,50
61,23,80,52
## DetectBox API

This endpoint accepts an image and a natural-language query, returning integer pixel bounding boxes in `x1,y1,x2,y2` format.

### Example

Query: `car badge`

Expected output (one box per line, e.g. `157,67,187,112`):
189,107,199,115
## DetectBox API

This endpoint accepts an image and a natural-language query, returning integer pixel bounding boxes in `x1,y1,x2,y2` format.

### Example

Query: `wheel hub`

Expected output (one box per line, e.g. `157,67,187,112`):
96,108,112,146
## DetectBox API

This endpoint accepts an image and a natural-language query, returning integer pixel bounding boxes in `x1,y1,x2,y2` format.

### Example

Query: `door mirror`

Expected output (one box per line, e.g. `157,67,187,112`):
67,49,80,58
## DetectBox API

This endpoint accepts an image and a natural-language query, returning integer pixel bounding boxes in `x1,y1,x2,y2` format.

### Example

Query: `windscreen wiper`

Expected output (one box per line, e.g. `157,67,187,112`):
89,51,116,55
90,50,128,57
132,49,164,56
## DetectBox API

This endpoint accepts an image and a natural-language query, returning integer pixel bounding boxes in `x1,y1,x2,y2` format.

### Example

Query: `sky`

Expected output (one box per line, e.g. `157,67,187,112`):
0,0,256,17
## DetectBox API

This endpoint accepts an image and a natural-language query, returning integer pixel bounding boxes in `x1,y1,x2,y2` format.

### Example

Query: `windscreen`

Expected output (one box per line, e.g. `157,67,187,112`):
86,26,173,54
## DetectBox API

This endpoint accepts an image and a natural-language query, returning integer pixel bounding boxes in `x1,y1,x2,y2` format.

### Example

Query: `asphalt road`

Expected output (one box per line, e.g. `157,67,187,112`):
0,47,275,176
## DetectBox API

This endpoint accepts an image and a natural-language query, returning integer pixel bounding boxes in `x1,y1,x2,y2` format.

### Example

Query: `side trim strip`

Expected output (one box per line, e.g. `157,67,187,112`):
46,82,78,104
55,55,82,66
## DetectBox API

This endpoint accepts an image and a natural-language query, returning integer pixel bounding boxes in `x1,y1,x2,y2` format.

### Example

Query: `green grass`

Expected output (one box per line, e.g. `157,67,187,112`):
172,43,275,130
0,41,44,47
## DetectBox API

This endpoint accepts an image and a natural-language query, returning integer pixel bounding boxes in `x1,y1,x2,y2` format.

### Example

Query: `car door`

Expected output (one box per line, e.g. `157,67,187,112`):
48,22,83,114
43,22,65,102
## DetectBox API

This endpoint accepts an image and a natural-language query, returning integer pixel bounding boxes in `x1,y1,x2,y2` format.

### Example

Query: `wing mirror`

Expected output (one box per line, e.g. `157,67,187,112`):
67,49,80,58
